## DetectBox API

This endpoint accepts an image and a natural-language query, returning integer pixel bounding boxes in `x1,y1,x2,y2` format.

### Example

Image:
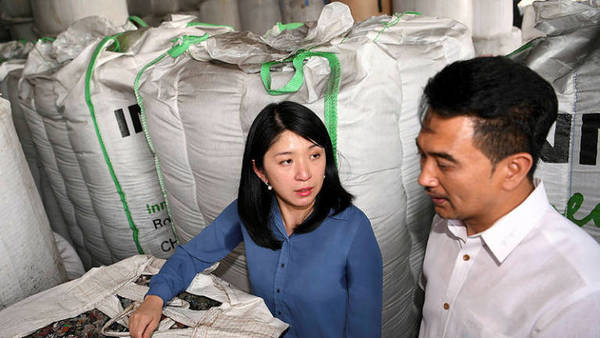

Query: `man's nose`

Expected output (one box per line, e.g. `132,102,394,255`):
418,160,438,188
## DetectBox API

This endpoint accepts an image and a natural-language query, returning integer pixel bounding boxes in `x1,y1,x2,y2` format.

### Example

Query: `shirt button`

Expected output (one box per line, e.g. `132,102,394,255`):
277,311,282,315
463,254,470,261
277,289,280,293
443,303,450,310
281,263,285,268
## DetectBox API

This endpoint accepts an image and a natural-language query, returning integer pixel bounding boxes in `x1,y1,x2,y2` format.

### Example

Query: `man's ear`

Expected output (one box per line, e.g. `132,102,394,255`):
499,152,533,191
252,159,267,184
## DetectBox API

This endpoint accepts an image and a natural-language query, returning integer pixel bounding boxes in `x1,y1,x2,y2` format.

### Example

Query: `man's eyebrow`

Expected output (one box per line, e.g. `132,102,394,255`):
415,138,458,163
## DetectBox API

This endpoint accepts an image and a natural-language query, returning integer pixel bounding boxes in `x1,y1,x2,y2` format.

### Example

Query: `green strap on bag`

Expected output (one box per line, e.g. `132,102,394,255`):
128,16,148,28
261,50,341,165
85,34,144,253
133,34,211,242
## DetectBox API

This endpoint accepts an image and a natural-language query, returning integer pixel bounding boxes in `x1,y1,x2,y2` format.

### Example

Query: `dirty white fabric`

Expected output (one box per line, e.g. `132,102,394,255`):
0,97,67,310
0,255,288,338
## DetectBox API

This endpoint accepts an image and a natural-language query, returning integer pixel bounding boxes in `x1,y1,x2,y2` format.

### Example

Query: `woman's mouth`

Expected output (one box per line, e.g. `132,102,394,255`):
295,187,313,197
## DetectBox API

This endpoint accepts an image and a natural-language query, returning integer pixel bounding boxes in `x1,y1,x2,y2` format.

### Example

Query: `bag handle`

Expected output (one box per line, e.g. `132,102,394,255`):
261,50,341,165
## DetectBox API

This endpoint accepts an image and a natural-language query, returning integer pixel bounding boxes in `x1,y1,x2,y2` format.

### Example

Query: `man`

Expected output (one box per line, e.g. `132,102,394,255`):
416,56,600,337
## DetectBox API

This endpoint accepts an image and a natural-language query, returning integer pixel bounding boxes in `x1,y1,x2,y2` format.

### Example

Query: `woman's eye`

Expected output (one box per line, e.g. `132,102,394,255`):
311,153,321,159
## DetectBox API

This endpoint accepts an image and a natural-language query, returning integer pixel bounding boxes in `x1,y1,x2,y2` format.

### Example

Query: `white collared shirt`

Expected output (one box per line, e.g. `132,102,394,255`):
419,181,600,337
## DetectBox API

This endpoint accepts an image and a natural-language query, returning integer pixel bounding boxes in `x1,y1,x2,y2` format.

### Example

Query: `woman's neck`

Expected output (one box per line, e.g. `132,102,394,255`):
276,198,315,236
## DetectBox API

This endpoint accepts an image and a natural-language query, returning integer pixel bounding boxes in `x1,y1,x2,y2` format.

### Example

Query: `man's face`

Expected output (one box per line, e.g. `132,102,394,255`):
416,112,503,228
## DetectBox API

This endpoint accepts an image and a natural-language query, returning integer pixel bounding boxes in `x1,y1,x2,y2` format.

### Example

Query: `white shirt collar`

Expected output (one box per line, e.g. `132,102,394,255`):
447,180,550,264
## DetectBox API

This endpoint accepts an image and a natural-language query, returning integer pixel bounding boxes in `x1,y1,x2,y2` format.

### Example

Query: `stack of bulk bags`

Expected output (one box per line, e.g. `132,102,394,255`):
396,0,522,55
280,0,326,23
0,96,67,309
471,0,521,55
0,40,73,252
31,0,129,37
198,0,242,31
135,3,473,336
19,17,137,268
0,0,36,41
511,0,600,242
52,16,233,266
0,255,288,337
127,0,179,17
238,0,282,35
337,0,392,21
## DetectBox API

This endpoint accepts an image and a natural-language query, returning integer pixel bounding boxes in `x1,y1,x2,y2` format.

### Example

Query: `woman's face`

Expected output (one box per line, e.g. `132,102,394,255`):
254,130,326,215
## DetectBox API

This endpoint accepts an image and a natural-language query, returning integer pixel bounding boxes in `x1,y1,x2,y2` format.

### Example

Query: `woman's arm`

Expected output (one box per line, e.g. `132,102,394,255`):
130,201,244,338
345,214,383,338
146,200,244,303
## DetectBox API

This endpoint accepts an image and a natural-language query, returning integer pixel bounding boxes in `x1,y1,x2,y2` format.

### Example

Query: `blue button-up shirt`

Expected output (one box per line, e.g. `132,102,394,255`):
148,200,383,337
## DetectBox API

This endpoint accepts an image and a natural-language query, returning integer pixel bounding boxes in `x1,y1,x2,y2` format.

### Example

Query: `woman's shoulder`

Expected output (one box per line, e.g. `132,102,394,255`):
329,204,371,227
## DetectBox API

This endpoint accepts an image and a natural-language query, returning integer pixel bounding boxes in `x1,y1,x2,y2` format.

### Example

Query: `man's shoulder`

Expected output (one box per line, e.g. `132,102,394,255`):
532,205,600,286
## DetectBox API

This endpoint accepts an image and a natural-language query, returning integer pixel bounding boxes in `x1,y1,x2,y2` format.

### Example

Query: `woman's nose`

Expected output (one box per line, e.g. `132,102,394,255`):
295,160,311,181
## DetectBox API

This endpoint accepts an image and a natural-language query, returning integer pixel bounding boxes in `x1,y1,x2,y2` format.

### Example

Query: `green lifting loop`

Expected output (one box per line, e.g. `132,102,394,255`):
128,16,148,28
261,50,341,165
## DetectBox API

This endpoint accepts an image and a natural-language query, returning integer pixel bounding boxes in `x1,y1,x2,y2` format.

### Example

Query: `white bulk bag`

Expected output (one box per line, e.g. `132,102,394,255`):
136,3,474,336
0,67,74,247
238,0,282,35
19,17,136,268
412,0,515,40
280,0,326,24
31,0,129,36
0,97,67,310
53,232,85,280
127,0,179,17
53,16,232,263
0,255,288,337
473,26,522,56
198,0,242,31
511,0,600,242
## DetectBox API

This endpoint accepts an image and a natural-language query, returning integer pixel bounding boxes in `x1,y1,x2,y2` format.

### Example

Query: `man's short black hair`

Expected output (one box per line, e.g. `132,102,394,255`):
421,56,558,179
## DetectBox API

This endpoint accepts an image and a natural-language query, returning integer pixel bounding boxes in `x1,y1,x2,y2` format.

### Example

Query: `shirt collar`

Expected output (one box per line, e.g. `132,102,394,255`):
270,199,290,240
479,179,549,264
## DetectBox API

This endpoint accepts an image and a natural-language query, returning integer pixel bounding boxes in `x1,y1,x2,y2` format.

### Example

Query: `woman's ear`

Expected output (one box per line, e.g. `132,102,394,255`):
500,152,533,191
252,159,267,184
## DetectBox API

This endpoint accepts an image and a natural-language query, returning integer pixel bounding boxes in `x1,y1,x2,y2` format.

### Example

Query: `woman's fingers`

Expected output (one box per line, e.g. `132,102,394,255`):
130,295,164,338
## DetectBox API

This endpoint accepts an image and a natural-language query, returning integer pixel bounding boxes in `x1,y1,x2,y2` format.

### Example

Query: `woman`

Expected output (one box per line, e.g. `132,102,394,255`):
130,101,383,338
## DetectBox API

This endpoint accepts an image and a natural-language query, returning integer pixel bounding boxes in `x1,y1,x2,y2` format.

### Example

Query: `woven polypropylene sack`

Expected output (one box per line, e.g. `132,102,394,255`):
280,0,325,23
511,0,600,242
19,17,137,268
238,0,281,35
0,96,67,310
53,16,232,263
0,255,288,337
198,0,241,31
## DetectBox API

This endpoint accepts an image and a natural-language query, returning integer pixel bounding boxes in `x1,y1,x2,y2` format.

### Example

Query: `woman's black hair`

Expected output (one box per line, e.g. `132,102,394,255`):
238,101,353,250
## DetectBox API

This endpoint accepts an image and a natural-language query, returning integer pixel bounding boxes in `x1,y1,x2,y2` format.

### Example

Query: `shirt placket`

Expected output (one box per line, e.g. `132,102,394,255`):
273,236,290,322
441,237,481,337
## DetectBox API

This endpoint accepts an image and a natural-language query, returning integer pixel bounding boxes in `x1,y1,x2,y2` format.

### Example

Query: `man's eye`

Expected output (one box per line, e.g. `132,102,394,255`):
437,161,450,170
280,159,292,165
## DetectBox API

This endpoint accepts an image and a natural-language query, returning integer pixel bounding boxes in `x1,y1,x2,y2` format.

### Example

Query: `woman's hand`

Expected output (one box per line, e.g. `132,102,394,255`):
129,295,164,338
